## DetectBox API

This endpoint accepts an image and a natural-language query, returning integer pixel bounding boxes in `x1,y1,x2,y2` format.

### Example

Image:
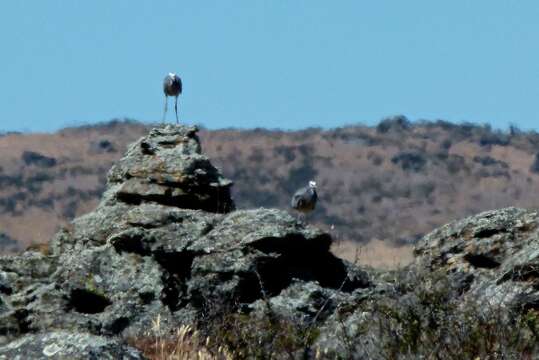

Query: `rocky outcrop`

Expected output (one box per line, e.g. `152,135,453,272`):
414,207,539,311
312,207,539,358
107,125,234,213
0,125,368,356
2,124,539,358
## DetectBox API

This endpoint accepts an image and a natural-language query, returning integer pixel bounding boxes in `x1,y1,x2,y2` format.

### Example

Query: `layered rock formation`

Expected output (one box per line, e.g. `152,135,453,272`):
107,125,234,213
312,207,539,358
0,125,370,358
414,207,539,311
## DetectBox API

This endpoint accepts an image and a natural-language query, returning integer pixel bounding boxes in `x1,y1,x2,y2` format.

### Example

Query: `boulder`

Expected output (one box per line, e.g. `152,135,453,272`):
0,331,145,360
107,125,234,213
311,207,539,358
414,207,539,310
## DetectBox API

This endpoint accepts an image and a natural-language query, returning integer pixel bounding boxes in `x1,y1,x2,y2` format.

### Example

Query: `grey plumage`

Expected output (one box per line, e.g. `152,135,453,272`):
291,180,318,215
163,73,183,124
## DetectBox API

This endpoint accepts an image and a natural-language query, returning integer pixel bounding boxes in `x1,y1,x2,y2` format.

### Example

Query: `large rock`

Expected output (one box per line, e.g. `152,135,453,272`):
0,125,367,352
414,207,539,310
310,207,539,358
107,125,234,213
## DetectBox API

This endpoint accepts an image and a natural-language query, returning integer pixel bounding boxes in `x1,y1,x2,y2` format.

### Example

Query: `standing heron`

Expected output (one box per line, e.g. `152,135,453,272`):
163,73,182,124
291,180,318,221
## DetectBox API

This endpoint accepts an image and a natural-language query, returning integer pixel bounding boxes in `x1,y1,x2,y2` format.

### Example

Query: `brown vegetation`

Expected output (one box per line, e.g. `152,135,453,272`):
128,320,231,360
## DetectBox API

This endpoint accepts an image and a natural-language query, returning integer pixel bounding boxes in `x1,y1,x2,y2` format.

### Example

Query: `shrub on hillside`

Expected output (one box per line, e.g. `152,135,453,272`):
247,147,265,163
0,232,19,253
473,156,509,168
445,154,466,175
368,153,384,166
0,174,23,188
441,138,452,150
89,139,116,154
274,146,296,163
21,151,57,168
377,115,411,134
391,152,426,172
479,132,510,147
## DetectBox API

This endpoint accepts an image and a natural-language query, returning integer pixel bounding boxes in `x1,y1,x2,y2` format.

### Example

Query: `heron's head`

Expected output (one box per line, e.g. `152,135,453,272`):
309,180,317,189
168,72,176,79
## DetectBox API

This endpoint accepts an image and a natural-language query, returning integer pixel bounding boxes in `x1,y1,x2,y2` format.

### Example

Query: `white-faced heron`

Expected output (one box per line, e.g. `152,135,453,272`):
163,73,182,124
291,180,318,220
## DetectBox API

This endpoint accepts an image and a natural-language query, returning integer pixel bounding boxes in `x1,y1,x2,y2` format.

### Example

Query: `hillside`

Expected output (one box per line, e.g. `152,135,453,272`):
2,117,539,265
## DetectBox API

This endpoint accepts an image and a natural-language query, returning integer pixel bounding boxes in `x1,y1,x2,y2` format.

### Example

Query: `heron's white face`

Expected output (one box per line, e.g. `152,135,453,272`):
309,181,317,188
168,72,176,78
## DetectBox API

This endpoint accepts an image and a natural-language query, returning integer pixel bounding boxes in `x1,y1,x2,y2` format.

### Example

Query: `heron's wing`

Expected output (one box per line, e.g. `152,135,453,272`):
291,192,307,208
163,76,171,93
291,194,299,208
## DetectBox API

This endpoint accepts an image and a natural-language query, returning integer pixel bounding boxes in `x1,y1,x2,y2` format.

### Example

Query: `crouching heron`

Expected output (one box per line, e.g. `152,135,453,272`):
291,180,318,221
163,73,182,124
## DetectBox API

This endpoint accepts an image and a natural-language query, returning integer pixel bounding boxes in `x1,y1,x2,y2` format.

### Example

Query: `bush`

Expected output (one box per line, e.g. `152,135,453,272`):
129,322,231,360
0,232,19,253
441,138,452,150
445,154,466,175
377,115,411,134
391,152,426,172
274,145,296,163
89,139,116,154
21,151,57,167
473,156,509,168
206,313,316,359
479,132,510,147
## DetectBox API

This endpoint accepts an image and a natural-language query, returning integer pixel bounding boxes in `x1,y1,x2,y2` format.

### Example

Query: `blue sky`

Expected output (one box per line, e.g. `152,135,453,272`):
1,1,538,132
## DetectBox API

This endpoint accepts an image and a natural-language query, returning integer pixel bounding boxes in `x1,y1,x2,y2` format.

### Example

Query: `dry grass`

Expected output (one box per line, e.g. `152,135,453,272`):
129,315,233,360
331,239,414,269
25,242,50,255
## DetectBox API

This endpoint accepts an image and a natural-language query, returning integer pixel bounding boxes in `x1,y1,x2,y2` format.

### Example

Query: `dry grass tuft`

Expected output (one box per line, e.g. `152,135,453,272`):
25,242,50,255
331,239,413,269
129,315,233,360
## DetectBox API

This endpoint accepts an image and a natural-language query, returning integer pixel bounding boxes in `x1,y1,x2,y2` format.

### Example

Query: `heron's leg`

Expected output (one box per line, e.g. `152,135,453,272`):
174,96,179,124
162,96,168,124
